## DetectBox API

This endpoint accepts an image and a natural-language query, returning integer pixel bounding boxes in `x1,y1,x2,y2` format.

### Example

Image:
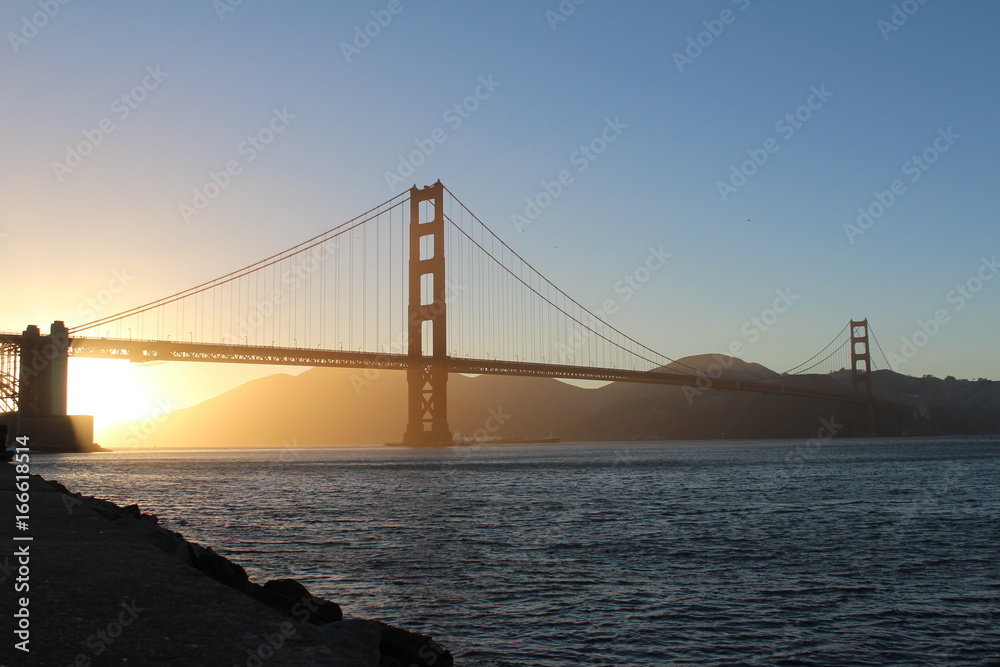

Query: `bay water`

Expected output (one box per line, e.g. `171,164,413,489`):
34,437,1000,665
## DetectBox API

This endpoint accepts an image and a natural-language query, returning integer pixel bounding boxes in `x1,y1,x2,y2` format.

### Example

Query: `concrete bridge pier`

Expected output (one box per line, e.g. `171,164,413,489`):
0,321,94,452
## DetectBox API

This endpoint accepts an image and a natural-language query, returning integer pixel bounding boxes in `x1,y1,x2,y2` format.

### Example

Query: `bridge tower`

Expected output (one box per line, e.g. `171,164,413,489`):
18,321,69,416
850,319,876,436
403,182,452,445
0,320,91,452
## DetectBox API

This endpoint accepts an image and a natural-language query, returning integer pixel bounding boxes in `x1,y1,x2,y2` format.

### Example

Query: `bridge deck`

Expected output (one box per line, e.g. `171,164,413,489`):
59,336,874,406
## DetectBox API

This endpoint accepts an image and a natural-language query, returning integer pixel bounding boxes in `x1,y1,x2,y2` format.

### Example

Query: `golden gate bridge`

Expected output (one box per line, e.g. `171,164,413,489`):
1,182,892,449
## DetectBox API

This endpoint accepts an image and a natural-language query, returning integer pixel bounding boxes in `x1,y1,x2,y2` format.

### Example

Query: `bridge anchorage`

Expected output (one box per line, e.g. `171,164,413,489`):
2,181,891,451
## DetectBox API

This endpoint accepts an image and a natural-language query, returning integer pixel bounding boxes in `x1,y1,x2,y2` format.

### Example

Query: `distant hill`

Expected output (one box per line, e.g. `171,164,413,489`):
832,369,1000,435
659,354,776,380
98,355,1000,448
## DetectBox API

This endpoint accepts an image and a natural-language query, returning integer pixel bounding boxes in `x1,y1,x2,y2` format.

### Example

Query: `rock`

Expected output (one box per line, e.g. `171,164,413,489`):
256,578,343,624
121,503,142,518
186,542,255,594
83,496,130,521
48,479,72,494
120,516,191,562
54,482,451,661
262,577,311,600
314,619,383,666
376,621,454,667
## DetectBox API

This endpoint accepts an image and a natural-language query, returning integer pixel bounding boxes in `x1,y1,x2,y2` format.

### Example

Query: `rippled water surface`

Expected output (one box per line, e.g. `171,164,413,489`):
35,437,1000,665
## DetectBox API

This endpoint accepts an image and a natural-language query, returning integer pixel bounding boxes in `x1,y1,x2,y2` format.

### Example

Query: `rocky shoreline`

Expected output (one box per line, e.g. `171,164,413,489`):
0,466,454,666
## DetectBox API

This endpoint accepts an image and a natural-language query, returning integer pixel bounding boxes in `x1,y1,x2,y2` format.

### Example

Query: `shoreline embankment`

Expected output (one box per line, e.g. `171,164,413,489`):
0,462,453,666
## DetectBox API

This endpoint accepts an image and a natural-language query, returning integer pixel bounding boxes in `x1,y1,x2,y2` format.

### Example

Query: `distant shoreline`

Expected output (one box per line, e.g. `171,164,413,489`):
40,432,1000,454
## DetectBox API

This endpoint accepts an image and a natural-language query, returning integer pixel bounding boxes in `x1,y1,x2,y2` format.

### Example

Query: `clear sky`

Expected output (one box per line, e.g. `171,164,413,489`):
2,1,998,431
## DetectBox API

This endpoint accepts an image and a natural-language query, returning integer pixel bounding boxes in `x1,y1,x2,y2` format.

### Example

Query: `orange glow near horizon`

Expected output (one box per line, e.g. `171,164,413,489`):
67,359,168,436
66,358,309,443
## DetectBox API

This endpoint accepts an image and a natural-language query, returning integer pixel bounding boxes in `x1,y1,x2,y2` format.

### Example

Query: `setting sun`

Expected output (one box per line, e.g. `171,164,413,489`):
67,358,164,434
66,358,308,445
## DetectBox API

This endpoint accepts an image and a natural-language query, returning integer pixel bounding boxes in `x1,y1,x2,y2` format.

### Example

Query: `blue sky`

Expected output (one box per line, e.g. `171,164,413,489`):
2,1,999,426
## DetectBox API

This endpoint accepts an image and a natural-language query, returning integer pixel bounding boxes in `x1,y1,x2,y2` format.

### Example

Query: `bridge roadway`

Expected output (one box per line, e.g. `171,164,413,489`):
59,336,873,406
